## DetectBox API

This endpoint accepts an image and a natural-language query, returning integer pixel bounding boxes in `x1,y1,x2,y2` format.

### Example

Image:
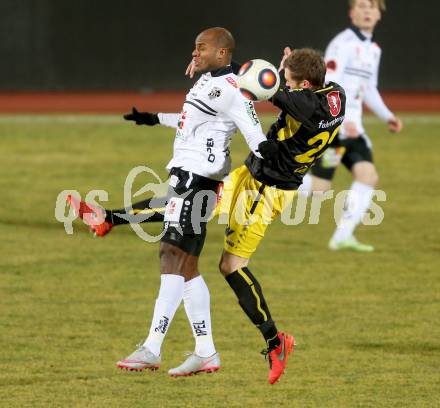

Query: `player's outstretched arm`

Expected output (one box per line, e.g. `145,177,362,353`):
123,107,159,126
124,107,180,129
363,87,403,134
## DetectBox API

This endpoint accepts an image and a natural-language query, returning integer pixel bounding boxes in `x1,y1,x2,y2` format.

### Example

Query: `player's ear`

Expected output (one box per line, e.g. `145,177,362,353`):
303,79,311,89
218,48,227,58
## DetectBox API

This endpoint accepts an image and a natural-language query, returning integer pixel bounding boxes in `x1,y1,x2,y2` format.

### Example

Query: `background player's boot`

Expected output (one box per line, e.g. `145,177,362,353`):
116,345,161,371
168,352,220,376
263,332,295,385
328,236,374,252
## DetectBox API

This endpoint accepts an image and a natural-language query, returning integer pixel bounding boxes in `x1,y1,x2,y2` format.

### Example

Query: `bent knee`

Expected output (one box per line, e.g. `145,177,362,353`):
311,176,332,193
352,163,379,186
219,252,248,277
218,256,230,277
356,170,379,186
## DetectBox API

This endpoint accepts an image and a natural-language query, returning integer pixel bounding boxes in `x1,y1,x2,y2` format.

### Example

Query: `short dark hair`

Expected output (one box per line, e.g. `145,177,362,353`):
284,48,326,87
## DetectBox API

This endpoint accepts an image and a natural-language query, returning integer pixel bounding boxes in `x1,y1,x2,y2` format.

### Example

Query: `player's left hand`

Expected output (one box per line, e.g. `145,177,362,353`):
278,47,293,72
258,140,279,164
388,116,403,133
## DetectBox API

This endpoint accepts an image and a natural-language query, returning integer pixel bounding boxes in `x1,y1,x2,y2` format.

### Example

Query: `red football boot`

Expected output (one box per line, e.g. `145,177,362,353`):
264,332,295,385
66,195,112,236
90,220,113,237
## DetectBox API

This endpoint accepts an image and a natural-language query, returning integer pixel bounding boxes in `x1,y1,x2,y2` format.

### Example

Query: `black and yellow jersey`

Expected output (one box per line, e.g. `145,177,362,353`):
245,81,346,190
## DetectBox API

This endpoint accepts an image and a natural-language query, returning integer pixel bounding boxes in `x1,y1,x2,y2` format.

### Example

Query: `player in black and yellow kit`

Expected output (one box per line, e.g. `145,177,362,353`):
219,48,346,384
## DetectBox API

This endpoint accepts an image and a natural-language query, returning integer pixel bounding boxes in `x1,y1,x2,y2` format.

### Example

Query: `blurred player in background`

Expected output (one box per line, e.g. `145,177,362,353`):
298,0,402,252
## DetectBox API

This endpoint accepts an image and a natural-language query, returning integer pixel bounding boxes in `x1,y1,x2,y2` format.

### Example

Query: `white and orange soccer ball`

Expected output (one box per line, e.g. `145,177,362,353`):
237,59,280,101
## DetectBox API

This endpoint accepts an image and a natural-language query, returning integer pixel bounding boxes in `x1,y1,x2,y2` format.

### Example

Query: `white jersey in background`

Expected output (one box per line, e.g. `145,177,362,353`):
158,64,266,181
325,26,393,140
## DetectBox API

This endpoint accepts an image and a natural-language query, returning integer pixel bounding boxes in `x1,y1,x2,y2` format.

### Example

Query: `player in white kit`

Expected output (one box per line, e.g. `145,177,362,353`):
299,0,403,252
112,27,272,376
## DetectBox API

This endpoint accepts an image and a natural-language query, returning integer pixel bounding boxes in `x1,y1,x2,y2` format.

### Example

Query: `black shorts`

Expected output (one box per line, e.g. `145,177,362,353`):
311,135,373,181
161,167,222,256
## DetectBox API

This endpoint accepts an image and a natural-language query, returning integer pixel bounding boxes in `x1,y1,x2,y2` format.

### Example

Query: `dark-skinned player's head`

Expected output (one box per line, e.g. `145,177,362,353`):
283,48,326,90
192,27,235,74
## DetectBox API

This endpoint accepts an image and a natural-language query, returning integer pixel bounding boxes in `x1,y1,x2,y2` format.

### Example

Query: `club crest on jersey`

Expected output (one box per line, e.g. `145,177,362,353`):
327,91,341,117
208,87,222,99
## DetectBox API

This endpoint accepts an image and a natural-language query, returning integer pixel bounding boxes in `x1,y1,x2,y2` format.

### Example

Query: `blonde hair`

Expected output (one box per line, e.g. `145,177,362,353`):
349,0,386,11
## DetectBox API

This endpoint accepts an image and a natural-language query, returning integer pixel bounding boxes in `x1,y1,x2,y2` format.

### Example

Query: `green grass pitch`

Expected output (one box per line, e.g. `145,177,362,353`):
0,113,439,407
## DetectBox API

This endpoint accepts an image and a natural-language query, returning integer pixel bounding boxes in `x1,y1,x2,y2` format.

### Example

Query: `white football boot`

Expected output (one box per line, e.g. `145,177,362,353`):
168,352,220,377
116,345,161,371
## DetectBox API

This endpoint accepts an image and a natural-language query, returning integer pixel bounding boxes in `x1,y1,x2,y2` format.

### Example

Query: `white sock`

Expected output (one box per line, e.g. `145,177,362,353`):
143,274,185,356
183,275,216,358
297,173,312,197
332,181,374,242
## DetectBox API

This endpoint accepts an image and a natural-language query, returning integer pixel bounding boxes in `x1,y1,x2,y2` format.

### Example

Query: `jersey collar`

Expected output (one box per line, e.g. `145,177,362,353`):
349,25,375,42
210,61,241,77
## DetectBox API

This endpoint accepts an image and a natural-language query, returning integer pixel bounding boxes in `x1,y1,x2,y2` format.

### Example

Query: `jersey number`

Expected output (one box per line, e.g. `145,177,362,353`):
294,125,341,173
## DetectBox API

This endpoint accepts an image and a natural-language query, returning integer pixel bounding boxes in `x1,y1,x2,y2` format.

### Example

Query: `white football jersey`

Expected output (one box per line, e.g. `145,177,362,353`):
157,65,266,181
325,27,393,138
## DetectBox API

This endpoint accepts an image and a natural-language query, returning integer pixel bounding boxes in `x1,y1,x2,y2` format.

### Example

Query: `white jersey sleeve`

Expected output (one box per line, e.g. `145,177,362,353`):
363,86,394,122
222,91,266,158
157,113,179,128
363,50,394,122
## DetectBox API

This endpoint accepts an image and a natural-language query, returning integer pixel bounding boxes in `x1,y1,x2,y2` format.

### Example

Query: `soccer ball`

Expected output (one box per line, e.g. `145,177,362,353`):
237,59,280,101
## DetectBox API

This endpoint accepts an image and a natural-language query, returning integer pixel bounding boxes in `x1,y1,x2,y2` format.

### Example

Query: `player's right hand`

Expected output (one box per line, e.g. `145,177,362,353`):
123,107,159,126
278,47,293,72
185,59,196,79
